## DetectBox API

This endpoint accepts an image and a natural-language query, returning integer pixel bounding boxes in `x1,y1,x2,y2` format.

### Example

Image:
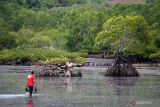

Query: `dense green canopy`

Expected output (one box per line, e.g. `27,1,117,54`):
95,15,154,56
0,0,160,63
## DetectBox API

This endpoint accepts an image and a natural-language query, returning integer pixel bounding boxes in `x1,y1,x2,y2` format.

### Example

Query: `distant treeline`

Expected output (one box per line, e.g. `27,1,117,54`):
0,0,160,64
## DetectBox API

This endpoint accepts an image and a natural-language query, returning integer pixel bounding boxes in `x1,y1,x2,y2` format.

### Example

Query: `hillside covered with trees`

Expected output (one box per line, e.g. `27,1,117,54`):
0,0,160,64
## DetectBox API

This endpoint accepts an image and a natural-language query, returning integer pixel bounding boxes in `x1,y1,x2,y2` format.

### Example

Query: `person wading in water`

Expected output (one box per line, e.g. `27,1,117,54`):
26,71,35,96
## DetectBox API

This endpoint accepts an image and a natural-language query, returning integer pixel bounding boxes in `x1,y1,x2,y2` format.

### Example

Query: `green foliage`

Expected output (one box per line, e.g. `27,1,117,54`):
43,57,68,64
40,0,87,8
62,7,106,51
0,48,86,64
43,56,87,64
95,15,153,56
11,28,68,49
0,0,160,62
0,18,16,50
149,50,160,58
11,27,35,48
32,29,68,49
74,56,87,64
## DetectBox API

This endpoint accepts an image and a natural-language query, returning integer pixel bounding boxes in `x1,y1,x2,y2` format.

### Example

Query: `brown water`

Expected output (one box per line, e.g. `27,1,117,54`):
0,67,160,107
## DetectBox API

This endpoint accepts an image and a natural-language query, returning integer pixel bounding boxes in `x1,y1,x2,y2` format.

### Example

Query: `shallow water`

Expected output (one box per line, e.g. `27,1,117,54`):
0,68,160,107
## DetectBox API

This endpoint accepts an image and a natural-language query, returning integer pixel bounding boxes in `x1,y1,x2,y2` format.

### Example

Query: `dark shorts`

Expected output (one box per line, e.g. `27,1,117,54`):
28,86,33,95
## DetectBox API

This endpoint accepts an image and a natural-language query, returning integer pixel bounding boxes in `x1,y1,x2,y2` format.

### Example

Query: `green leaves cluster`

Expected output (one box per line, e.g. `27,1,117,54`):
0,0,160,63
0,48,86,64
95,15,153,56
11,28,68,49
62,8,105,52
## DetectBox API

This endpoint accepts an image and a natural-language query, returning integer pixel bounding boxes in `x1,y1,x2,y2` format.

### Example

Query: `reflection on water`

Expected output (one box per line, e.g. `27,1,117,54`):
64,77,72,93
109,77,138,107
0,69,160,107
26,97,34,107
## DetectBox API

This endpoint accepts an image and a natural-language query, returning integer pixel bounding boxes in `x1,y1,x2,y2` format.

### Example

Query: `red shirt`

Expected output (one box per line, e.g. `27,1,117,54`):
27,74,35,86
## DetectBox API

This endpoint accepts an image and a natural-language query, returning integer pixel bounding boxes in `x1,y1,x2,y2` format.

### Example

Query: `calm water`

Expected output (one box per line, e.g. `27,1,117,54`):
0,68,160,107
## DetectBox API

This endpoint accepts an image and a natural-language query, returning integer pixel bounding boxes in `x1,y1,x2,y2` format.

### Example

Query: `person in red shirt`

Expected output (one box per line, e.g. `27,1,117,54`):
26,71,35,96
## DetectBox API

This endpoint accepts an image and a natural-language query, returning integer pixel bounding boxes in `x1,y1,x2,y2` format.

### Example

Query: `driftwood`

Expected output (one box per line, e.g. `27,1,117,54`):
35,63,82,77
105,56,139,77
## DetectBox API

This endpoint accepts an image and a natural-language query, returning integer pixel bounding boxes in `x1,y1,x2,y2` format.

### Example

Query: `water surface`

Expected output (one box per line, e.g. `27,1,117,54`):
0,68,160,107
